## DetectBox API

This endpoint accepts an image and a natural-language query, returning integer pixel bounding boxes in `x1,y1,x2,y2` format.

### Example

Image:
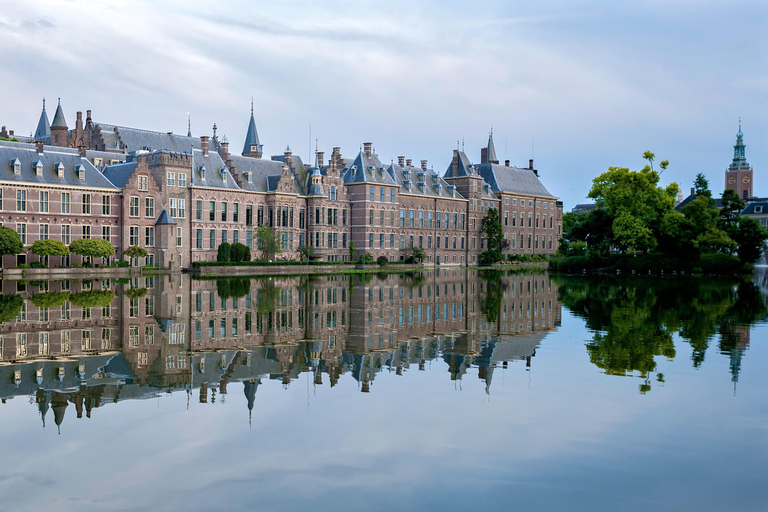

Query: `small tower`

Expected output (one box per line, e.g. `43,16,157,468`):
480,127,499,164
50,98,68,147
725,121,753,200
242,98,263,159
34,98,51,141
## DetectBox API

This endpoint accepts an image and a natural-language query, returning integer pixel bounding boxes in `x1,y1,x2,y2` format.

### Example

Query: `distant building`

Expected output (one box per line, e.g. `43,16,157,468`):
725,122,753,201
571,204,596,214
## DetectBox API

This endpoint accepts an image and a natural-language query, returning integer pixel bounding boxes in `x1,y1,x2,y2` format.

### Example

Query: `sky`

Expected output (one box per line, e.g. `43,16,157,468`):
0,0,766,209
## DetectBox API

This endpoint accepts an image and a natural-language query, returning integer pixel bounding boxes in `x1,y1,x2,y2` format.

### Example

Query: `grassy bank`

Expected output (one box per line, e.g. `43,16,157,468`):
548,253,748,275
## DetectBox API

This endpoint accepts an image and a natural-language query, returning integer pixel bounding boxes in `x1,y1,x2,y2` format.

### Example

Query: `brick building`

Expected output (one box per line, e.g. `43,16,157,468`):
0,100,563,267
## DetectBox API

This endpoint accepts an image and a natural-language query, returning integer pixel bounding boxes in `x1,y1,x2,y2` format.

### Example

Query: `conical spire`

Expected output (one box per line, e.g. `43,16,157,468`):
187,112,191,137
34,98,51,140
51,98,67,128
487,126,498,164
242,99,263,157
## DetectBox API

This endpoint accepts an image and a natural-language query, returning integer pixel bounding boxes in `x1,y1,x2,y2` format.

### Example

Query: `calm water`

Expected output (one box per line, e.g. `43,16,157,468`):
0,269,766,511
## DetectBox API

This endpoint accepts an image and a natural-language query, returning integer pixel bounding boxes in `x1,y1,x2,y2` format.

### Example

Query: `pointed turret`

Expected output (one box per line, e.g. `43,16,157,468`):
730,120,749,169
34,98,51,140
50,98,69,147
187,113,192,137
486,128,498,164
242,99,263,159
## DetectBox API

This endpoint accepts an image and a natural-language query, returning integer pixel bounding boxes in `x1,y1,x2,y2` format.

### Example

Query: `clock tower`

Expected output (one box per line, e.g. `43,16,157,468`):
725,122,753,200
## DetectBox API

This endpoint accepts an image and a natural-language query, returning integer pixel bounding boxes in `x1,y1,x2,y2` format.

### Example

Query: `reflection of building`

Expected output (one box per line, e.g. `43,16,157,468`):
1,101,563,268
0,269,562,429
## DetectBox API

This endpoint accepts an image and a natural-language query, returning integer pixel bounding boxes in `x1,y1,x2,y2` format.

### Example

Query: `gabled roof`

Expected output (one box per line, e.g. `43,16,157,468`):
102,161,138,189
0,143,118,189
229,154,285,193
34,99,51,140
343,150,397,185
51,99,67,128
487,132,498,164
191,149,240,190
443,150,474,178
476,163,554,197
388,162,465,199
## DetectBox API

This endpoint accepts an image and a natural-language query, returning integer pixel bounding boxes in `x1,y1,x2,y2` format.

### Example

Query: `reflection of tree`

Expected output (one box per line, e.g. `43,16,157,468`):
0,294,24,323
256,280,279,314
552,275,766,393
480,270,507,324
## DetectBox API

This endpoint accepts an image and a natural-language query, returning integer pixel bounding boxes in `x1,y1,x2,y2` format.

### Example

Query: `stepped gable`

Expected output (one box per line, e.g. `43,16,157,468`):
96,123,202,154
0,143,118,190
191,148,240,190
388,161,464,199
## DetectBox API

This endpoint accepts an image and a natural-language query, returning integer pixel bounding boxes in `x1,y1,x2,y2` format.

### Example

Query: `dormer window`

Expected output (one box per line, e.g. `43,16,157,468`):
220,168,227,180
76,164,85,180
402,169,410,180
198,165,206,180
55,162,64,178
34,160,43,176
417,172,425,182
243,171,251,183
11,158,21,175
756,206,763,214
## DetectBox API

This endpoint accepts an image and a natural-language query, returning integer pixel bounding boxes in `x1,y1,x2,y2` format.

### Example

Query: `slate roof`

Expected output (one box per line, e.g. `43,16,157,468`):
102,161,137,189
742,201,768,215
675,194,724,212
96,123,201,153
242,112,262,155
476,163,554,197
155,209,176,225
0,143,118,189
51,100,68,128
486,132,498,163
229,155,286,193
307,168,325,196
388,162,465,199
443,150,474,178
191,149,241,190
343,150,398,186
34,100,51,140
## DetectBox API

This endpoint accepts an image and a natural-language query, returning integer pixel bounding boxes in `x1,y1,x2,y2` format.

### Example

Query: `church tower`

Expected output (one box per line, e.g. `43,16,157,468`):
725,121,753,200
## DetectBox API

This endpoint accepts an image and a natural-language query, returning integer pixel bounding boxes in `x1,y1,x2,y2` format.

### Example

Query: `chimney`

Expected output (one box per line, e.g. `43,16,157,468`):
481,147,488,164
406,158,412,167
219,139,229,161
398,156,405,167
86,110,91,121
200,135,209,156
76,111,83,131
691,187,695,196
316,151,324,167
363,142,372,156
420,160,427,171
35,141,44,154
505,160,510,167
529,159,534,170
9,130,14,136
451,150,459,177
78,145,87,158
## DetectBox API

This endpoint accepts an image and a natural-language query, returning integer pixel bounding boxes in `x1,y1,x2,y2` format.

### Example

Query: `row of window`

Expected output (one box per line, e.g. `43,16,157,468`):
11,223,112,244
503,212,557,229
195,201,296,228
369,186,397,203
395,209,465,230
503,197,557,210
0,190,113,215
5,329,112,359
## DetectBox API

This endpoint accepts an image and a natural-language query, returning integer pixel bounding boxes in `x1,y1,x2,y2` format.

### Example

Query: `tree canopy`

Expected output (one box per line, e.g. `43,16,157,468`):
480,208,507,263
123,245,148,259
69,239,115,259
30,239,69,257
256,226,281,260
0,226,24,257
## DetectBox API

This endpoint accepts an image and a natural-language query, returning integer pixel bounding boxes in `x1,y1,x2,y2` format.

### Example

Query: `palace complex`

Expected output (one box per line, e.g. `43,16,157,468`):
0,100,563,268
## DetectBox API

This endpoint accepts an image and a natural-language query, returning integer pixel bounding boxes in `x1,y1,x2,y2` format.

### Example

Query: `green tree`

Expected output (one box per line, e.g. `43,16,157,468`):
230,242,250,262
297,244,314,262
348,240,355,261
29,292,69,308
30,240,69,258
733,216,768,265
693,173,712,198
480,207,505,263
217,242,231,262
0,226,24,261
256,226,281,260
719,189,745,248
69,290,115,308
69,239,115,259
0,294,24,323
123,245,148,259
588,157,677,254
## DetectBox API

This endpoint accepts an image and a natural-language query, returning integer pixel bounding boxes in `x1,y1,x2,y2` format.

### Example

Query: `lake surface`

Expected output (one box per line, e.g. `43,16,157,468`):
0,269,766,511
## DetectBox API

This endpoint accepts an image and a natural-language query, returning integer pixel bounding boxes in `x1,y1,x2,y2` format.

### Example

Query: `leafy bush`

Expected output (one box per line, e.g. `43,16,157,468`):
29,261,46,268
30,292,70,308
230,243,250,262
217,242,231,262
69,290,115,308
0,294,24,323
377,256,388,266
699,253,742,274
113,260,130,267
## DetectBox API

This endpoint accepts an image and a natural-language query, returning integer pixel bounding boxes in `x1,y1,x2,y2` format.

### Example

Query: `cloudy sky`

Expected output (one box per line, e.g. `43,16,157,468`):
1,0,765,208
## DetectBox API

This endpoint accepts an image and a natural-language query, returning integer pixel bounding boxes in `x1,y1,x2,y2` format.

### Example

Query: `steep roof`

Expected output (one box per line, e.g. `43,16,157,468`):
0,143,118,189
155,209,176,225
51,99,68,128
476,163,554,197
242,112,262,155
96,123,201,153
190,149,241,190
343,150,398,186
388,162,465,199
34,99,51,140
486,132,498,164
102,161,138,189
229,154,285,193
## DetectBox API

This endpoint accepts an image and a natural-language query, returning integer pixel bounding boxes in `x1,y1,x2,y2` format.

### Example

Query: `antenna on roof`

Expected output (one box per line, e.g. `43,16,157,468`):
251,96,254,115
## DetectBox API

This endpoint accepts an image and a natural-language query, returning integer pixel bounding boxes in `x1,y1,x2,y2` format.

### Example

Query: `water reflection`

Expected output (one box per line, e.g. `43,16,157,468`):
0,269,561,430
551,274,767,393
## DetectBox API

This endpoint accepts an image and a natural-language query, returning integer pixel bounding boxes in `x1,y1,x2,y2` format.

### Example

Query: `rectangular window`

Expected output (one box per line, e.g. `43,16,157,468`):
39,191,49,213
16,223,26,244
178,173,187,187
369,186,374,201
40,224,49,240
177,227,182,247
419,210,424,228
246,230,253,249
428,211,433,228
196,200,202,220
436,212,441,229
221,202,227,222
102,195,111,216
62,225,71,245
257,205,264,226
342,209,347,226
142,197,153,218
62,192,70,213
380,187,385,202
196,229,203,249
102,225,110,240
178,199,185,218
129,196,139,217
129,226,139,246
210,229,216,248
16,189,26,211
222,229,228,245
390,234,395,248
380,233,384,248
400,235,404,248
167,172,175,186
391,189,395,203
369,209,374,226
209,201,216,221
233,230,239,245
145,227,154,246
233,203,239,223
409,210,415,227
138,175,148,191
369,233,374,248
82,194,91,214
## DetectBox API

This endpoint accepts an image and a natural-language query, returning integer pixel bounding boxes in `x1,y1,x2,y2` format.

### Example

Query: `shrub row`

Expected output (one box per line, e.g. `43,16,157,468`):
549,253,745,275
